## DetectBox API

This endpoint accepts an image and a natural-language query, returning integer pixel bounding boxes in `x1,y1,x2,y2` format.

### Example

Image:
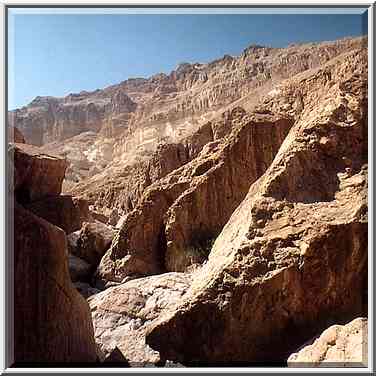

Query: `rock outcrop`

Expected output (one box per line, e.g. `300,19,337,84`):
70,118,223,216
68,254,92,283
10,143,97,363
97,108,294,283
8,35,368,367
70,221,116,266
12,201,97,363
88,273,191,365
8,127,25,143
9,37,366,191
25,195,90,234
145,48,368,364
288,318,367,367
10,143,68,204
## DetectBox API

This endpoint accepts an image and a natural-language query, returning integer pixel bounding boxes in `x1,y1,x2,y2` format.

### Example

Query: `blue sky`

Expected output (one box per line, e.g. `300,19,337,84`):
8,10,368,110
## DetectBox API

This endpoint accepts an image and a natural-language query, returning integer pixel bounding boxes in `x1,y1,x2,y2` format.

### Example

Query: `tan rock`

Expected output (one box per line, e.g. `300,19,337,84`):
288,318,368,367
145,48,368,364
96,108,293,283
88,272,191,365
10,37,365,192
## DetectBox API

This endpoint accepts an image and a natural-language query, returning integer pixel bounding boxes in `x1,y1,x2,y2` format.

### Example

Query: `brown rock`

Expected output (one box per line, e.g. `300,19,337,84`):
10,143,68,204
88,272,191,365
97,108,293,283
71,221,116,266
25,195,90,234
90,209,109,224
12,37,365,192
288,318,368,367
68,254,92,283
13,202,97,362
8,127,26,143
145,48,368,364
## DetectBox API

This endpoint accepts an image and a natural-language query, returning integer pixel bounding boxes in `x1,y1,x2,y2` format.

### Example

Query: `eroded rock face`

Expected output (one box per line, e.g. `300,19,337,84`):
96,107,293,283
88,273,191,365
10,143,68,204
70,221,116,266
145,48,368,364
10,37,366,191
10,141,97,363
8,89,136,146
288,318,367,367
8,127,26,143
13,202,97,363
70,119,219,216
25,195,90,234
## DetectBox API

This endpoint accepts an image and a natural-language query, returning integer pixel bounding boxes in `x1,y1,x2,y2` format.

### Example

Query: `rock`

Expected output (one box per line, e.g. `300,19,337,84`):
8,126,26,143
104,347,130,365
88,273,191,365
288,318,368,367
11,37,365,191
68,254,92,282
74,282,101,299
8,89,136,146
108,208,120,226
146,48,368,364
164,360,185,367
97,108,293,283
90,209,109,224
71,221,115,266
10,143,68,204
13,202,97,362
25,195,90,234
67,230,81,253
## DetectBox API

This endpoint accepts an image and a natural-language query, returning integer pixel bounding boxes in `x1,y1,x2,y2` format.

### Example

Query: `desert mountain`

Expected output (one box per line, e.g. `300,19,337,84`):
8,35,368,367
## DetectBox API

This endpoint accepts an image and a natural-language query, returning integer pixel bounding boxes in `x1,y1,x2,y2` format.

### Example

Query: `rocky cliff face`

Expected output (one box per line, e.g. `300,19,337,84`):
9,89,136,146
9,35,368,367
95,108,294,283
9,143,98,363
9,37,366,191
145,47,368,364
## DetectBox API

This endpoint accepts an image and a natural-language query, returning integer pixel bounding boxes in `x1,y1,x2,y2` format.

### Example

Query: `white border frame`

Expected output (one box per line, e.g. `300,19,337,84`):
1,1,374,374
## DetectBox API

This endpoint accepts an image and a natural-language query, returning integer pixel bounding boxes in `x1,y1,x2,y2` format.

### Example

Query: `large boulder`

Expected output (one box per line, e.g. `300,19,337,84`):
26,195,90,234
70,221,115,266
13,202,97,363
88,273,191,365
146,48,368,364
68,254,92,283
288,318,368,367
10,143,68,204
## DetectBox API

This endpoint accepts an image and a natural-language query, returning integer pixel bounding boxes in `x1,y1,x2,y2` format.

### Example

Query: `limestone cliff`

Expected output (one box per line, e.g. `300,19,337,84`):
9,37,366,191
